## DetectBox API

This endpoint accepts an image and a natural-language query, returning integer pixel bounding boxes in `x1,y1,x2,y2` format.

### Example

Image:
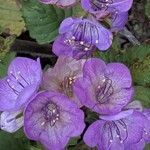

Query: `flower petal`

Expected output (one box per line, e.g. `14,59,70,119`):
24,91,85,149
0,111,23,133
106,63,132,89
111,12,128,32
8,57,42,86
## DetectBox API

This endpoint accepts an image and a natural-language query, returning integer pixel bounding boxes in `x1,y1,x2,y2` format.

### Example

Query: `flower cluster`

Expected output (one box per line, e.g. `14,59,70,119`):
0,56,150,150
0,0,150,150
46,0,133,59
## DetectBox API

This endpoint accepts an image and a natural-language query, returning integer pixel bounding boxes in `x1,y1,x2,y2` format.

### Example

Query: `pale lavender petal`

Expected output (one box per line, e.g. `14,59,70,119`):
0,57,42,111
84,111,146,150
111,12,128,32
24,91,85,149
42,56,85,107
0,111,23,133
125,101,143,112
74,58,133,114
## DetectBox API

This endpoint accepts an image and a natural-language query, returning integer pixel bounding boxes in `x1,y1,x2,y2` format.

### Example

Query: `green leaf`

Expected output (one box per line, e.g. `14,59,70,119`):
0,52,16,78
30,146,41,150
122,45,150,87
0,35,16,57
68,141,94,150
0,131,29,150
22,0,72,44
145,144,150,150
0,0,25,36
134,86,150,107
95,49,122,63
95,36,123,63
72,3,86,17
68,136,81,146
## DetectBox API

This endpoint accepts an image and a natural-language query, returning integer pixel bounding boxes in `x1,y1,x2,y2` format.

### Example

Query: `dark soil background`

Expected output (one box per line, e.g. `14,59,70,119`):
129,0,150,43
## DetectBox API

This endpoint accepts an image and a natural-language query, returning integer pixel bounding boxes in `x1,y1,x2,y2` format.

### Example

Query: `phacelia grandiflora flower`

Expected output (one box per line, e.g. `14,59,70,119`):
39,0,77,8
53,17,113,59
126,109,150,150
81,0,133,18
74,58,134,115
0,57,42,132
0,57,42,111
42,56,85,107
84,109,147,150
81,0,132,31
24,91,85,150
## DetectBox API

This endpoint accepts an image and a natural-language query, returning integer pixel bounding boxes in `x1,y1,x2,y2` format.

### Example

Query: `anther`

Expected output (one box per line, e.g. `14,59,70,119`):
84,47,89,51
80,41,84,45
41,122,45,126
116,135,119,138
109,139,113,143
95,40,99,44
120,140,123,143
52,109,56,113
7,79,10,82
56,117,59,120
72,36,75,40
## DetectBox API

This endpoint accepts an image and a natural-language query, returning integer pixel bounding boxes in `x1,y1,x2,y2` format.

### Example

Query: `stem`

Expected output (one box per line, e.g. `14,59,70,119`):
10,39,56,58
119,27,141,46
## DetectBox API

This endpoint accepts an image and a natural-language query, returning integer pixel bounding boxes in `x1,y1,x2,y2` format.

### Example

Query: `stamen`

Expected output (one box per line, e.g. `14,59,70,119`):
102,119,129,145
60,76,76,98
90,0,113,11
96,77,114,104
43,102,60,127
6,78,20,95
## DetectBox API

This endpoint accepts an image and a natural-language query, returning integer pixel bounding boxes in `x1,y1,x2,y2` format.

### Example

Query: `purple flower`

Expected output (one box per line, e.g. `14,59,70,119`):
53,17,113,59
81,0,133,16
81,0,132,31
84,109,147,150
74,58,133,115
24,91,85,150
0,111,23,133
39,0,77,7
125,109,150,150
42,56,85,107
0,57,42,111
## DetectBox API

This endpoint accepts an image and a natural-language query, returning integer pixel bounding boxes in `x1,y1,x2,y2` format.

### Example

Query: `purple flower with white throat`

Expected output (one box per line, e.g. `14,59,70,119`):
42,56,85,107
53,17,113,59
125,109,150,150
74,58,133,115
39,0,77,8
84,109,147,150
81,0,133,17
24,91,85,150
0,57,42,111
81,0,132,31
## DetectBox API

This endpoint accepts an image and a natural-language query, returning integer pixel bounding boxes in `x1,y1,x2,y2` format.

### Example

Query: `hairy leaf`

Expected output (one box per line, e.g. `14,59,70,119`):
0,52,16,78
0,131,29,150
0,0,25,36
22,0,72,44
134,86,150,107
